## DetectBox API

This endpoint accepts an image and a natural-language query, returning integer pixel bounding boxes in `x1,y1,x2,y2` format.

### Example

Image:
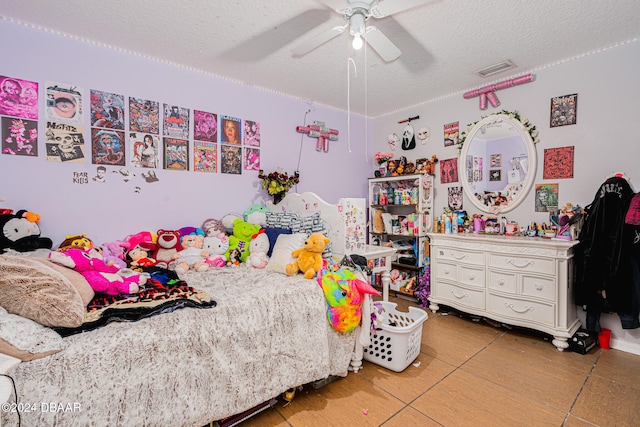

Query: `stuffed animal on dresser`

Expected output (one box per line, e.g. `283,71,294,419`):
286,233,330,279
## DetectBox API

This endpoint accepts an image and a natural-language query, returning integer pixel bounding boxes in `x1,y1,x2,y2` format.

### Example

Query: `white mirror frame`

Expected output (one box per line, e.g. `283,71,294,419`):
458,113,537,214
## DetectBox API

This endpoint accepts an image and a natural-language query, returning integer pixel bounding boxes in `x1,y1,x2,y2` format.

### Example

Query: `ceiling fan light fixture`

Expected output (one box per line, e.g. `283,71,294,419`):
352,33,364,50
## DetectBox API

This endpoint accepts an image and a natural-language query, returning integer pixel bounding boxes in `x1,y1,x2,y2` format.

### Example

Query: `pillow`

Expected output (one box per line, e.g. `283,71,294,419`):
263,227,292,257
266,212,332,257
31,258,95,305
265,233,307,274
0,255,85,328
265,212,301,229
0,307,65,361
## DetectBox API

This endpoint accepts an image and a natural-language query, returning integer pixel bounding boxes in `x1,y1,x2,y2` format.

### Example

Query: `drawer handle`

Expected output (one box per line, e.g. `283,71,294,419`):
505,303,533,314
453,253,468,260
450,288,467,299
443,268,451,275
497,279,505,286
506,258,534,269
535,284,545,291
467,274,475,281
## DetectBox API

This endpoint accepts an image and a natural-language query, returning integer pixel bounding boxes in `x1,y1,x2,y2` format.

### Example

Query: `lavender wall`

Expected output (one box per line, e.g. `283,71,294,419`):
0,19,372,246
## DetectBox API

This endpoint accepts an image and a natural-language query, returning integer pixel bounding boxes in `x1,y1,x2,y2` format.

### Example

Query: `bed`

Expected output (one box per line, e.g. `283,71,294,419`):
0,192,368,427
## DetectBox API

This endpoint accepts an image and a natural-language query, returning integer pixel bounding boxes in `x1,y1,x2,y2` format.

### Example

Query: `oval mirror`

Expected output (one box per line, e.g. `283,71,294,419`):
458,113,538,213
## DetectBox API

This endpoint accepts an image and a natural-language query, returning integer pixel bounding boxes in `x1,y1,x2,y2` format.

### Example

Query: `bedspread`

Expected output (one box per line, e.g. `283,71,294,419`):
5,268,356,427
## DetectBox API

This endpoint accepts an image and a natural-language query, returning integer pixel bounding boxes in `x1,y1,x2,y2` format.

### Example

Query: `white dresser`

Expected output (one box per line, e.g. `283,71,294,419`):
427,233,581,350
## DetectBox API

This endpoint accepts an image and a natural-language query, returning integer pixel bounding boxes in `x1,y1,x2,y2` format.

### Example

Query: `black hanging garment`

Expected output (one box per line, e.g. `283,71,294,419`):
574,176,636,331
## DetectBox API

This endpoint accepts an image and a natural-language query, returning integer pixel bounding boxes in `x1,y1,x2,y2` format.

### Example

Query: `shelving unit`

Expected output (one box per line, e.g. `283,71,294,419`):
368,173,434,298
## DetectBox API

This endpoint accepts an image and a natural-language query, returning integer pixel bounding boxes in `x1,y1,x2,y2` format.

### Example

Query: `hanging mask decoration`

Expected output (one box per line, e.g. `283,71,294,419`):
416,126,431,145
387,133,400,151
398,115,419,151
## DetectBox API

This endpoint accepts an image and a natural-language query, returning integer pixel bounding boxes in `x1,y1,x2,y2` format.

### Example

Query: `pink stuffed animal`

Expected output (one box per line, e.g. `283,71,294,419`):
49,248,145,295
202,232,229,268
100,240,128,269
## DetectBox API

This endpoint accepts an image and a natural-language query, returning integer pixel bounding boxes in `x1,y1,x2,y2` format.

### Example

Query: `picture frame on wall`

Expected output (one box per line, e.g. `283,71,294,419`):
489,169,502,182
550,93,578,127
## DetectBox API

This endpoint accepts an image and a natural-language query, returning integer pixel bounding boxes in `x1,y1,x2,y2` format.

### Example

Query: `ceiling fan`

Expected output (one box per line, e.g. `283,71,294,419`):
291,0,432,62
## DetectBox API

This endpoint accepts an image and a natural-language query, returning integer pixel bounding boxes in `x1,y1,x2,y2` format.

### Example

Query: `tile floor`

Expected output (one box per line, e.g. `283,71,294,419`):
236,296,640,427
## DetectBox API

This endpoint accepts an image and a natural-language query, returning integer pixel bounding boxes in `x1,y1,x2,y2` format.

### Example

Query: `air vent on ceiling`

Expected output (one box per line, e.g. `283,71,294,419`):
476,60,516,77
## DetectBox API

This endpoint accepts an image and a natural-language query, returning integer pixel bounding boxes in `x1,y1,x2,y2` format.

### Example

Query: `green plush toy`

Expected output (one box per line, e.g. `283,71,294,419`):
224,218,261,263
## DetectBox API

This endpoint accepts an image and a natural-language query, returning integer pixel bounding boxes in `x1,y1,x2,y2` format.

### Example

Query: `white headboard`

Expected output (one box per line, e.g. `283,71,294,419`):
265,192,366,258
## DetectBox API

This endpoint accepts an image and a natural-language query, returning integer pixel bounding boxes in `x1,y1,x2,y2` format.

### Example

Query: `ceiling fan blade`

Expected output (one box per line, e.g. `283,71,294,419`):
363,25,401,62
291,25,347,57
370,0,434,18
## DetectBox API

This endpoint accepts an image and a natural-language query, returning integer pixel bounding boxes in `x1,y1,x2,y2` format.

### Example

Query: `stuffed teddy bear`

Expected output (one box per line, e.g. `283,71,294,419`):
57,233,95,252
243,204,268,226
49,248,145,295
153,229,182,269
0,210,53,253
224,218,261,264
202,232,229,268
246,230,269,269
372,208,385,233
286,233,331,279
173,234,209,273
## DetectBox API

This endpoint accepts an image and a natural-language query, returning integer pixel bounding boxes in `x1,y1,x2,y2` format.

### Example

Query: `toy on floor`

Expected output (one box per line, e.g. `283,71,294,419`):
173,234,209,273
286,233,330,279
49,247,145,295
0,209,53,253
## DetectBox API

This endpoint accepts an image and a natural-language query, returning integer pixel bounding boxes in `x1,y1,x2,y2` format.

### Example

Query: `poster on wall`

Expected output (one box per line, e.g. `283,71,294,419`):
440,158,458,183
535,183,559,212
0,75,38,120
194,141,217,173
543,146,574,179
220,115,242,145
194,110,218,142
90,89,125,130
163,104,190,139
244,147,260,171
443,122,458,147
129,97,159,134
490,154,502,168
550,93,577,127
91,128,125,165
489,170,502,182
45,122,84,163
1,117,37,156
130,132,160,168
45,81,82,125
244,120,260,146
448,186,463,210
163,138,189,171
220,145,242,174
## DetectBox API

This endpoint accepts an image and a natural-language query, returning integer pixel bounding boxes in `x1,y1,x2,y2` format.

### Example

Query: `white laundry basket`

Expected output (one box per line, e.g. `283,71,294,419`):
363,301,428,372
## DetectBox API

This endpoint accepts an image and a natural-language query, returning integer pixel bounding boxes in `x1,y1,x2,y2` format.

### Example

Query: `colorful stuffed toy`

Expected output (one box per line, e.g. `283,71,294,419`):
173,234,209,273
153,229,182,269
224,218,261,263
317,262,380,332
127,242,157,267
286,233,330,279
49,248,145,295
246,230,269,269
201,218,226,237
202,232,229,268
100,240,128,269
243,204,268,226
57,233,96,252
0,210,53,253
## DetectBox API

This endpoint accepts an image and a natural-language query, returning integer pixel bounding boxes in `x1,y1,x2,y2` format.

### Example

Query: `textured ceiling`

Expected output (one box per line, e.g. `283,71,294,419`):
2,0,639,117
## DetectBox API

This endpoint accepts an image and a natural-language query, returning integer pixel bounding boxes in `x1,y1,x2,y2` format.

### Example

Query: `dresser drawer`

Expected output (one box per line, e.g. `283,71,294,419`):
459,265,485,288
435,247,484,266
435,282,485,310
487,269,517,294
488,253,555,275
486,293,555,327
522,275,556,301
434,260,458,281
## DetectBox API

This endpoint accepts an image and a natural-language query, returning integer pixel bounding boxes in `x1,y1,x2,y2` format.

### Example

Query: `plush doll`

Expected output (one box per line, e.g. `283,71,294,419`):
153,229,182,269
202,232,229,268
124,231,156,252
49,248,145,295
57,233,95,252
286,233,331,279
224,218,261,263
100,240,128,269
372,208,385,233
221,213,242,234
178,226,204,237
317,263,380,332
243,204,268,226
127,242,157,267
0,210,53,253
201,218,226,237
246,230,269,269
173,234,209,273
